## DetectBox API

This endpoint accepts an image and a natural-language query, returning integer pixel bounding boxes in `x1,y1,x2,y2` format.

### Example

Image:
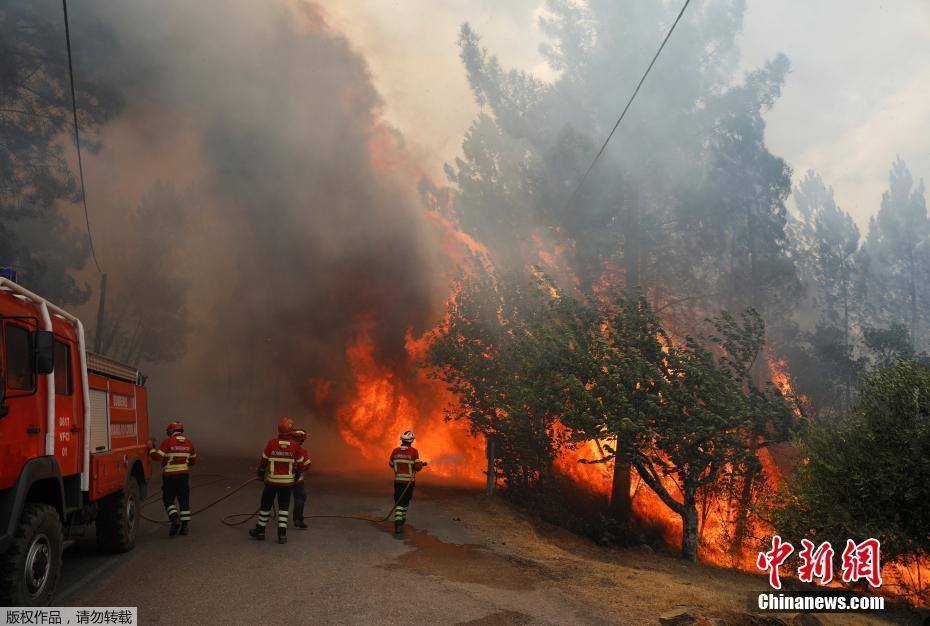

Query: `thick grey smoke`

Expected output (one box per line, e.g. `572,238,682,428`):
62,0,451,455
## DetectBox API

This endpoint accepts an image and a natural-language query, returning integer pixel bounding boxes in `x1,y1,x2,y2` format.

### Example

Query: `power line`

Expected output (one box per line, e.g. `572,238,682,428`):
569,0,692,203
62,0,102,275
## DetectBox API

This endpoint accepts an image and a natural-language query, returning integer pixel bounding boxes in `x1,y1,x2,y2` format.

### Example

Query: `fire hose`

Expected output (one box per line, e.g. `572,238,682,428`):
219,476,415,526
142,457,458,528
140,475,260,526
140,474,414,527
219,457,464,526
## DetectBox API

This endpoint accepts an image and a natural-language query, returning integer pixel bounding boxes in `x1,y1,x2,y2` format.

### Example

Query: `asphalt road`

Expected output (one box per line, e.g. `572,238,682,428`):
55,458,609,625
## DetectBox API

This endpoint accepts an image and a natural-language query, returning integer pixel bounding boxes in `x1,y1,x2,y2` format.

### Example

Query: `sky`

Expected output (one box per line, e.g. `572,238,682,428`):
320,0,930,230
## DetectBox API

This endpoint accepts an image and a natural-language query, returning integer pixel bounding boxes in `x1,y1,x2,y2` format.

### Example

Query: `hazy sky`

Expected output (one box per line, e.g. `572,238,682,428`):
320,0,930,229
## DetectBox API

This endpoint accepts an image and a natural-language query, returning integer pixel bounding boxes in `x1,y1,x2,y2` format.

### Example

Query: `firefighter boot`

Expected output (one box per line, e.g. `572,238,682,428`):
394,520,403,534
294,518,307,530
277,528,287,545
249,525,265,541
179,521,189,536
168,513,181,537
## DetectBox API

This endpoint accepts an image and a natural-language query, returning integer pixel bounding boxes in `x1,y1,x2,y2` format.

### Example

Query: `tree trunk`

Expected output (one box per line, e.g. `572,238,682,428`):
843,272,851,410
624,195,641,294
729,463,757,560
681,493,699,562
909,253,918,350
611,189,641,523
610,446,632,520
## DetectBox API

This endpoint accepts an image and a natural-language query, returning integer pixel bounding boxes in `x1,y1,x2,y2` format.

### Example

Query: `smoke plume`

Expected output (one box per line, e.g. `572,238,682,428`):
63,0,454,458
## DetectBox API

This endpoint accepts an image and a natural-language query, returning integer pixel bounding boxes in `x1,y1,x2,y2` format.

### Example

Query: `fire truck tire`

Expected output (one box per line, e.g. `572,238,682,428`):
96,479,140,553
0,503,63,607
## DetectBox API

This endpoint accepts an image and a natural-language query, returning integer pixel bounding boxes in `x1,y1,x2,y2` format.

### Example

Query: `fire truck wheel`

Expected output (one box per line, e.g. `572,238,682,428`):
0,503,63,606
96,479,140,553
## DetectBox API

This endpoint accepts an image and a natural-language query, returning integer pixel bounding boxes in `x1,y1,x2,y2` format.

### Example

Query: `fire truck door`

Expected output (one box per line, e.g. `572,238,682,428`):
53,339,81,476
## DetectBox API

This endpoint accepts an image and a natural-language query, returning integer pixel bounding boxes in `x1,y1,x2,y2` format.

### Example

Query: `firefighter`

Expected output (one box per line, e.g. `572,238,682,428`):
291,428,309,530
249,418,310,544
147,420,197,537
389,430,427,534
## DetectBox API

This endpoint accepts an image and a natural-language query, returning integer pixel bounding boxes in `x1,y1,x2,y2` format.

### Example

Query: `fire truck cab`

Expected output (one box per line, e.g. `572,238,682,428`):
0,274,151,606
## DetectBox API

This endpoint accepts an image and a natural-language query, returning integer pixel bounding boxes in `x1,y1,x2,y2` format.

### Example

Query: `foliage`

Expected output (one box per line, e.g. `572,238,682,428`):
773,359,930,584
448,1,797,331
427,263,565,493
429,269,798,561
790,171,864,332
862,158,930,351
782,324,865,419
863,323,914,369
0,2,121,304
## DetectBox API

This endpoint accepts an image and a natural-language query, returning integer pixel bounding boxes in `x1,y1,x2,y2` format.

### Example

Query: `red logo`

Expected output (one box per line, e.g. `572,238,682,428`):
797,539,834,585
841,538,883,588
756,535,795,590
756,537,882,589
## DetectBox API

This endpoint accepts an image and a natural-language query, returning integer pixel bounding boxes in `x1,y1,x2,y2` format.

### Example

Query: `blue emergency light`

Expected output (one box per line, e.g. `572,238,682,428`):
0,267,17,283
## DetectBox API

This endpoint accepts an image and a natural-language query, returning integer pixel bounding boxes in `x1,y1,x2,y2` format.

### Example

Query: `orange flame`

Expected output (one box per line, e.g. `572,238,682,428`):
332,318,484,482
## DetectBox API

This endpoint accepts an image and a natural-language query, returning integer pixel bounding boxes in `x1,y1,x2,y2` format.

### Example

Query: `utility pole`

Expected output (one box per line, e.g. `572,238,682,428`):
94,272,108,354
485,435,497,496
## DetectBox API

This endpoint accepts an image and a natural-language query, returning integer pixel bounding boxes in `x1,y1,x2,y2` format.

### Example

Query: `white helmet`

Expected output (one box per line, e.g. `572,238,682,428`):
400,430,415,444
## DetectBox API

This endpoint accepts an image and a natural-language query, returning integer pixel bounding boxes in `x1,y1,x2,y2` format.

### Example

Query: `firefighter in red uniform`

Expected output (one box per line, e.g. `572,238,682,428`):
389,430,427,534
147,421,197,536
249,418,310,544
291,428,309,529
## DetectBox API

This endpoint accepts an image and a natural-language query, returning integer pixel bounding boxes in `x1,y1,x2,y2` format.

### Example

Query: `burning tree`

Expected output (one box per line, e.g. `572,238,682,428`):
552,296,796,561
428,265,565,494
429,267,797,561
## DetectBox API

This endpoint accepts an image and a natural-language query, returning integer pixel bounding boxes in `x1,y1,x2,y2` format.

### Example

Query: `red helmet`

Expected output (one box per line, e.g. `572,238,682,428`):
166,421,184,435
278,417,295,434
291,428,307,443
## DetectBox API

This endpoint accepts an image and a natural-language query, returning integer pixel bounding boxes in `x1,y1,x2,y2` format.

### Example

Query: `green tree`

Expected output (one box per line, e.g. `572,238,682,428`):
1,2,121,303
447,1,800,522
427,264,564,494
449,2,797,320
554,294,668,522
862,157,930,351
783,324,864,418
788,171,865,410
552,296,795,561
773,358,930,597
862,323,913,369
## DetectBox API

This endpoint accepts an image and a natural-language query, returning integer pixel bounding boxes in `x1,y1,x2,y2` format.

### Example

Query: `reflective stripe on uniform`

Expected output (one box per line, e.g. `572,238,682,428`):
179,510,191,521
165,451,192,473
266,457,296,483
392,459,416,481
266,475,296,484
257,510,272,527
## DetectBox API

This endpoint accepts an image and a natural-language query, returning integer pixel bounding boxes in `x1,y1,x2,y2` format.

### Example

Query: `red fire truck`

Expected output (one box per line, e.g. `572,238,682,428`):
0,274,151,605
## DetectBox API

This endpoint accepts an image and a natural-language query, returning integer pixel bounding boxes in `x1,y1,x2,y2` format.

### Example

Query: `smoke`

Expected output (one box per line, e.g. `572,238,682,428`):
60,0,453,456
